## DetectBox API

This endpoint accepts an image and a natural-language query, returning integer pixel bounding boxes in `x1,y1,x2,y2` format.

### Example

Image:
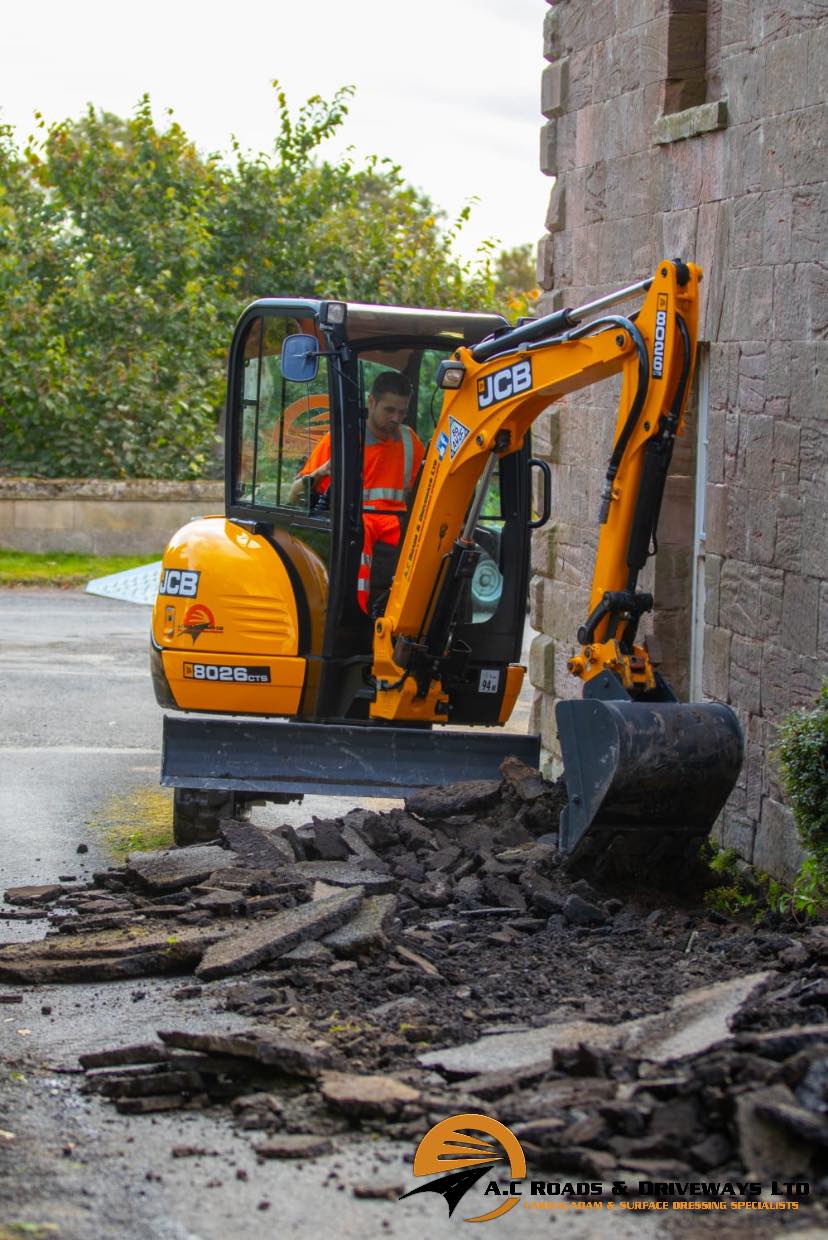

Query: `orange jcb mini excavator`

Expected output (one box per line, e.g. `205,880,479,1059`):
151,260,743,873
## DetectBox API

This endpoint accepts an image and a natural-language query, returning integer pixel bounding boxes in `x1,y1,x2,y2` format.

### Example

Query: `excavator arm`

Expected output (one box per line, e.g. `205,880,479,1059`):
370,260,742,873
371,260,699,720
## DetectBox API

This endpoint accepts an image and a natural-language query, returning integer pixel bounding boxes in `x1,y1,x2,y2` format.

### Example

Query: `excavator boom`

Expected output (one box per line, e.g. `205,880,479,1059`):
369,260,742,866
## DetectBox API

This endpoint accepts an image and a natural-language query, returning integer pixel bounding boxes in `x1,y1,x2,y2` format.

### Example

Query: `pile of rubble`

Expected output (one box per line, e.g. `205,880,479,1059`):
1,761,827,1194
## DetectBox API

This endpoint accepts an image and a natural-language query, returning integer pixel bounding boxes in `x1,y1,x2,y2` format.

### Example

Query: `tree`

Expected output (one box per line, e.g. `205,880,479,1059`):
0,86,503,480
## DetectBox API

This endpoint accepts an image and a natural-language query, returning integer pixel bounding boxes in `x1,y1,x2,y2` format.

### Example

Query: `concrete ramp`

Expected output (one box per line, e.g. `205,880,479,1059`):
85,561,162,606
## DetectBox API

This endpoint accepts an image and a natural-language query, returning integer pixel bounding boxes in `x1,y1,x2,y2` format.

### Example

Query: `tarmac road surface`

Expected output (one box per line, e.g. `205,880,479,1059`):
0,589,798,1240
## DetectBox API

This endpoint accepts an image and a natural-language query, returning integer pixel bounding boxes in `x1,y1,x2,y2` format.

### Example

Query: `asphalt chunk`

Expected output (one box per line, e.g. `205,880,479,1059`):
196,886,364,979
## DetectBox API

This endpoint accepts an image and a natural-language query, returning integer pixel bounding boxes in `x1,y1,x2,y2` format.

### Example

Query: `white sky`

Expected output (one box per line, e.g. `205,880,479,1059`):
1,0,551,265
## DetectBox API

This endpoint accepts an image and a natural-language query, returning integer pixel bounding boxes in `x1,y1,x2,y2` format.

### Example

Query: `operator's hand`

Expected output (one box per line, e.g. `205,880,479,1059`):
309,461,330,483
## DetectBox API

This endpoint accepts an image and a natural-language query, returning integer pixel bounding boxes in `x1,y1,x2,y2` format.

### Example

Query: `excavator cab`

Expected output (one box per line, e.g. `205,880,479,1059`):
152,300,542,840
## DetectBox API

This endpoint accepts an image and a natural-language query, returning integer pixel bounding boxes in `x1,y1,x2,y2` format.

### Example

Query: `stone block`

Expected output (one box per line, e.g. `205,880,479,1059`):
574,102,598,168
741,413,774,488
819,582,828,658
704,554,722,626
543,6,561,61
774,494,803,573
539,694,559,756
729,636,762,714
591,39,622,106
530,525,556,577
729,194,765,270
555,109,577,172
541,59,568,117
745,491,777,567
570,224,598,287
720,559,784,641
653,547,693,610
540,577,588,642
763,106,828,191
799,423,828,486
544,181,566,233
762,190,793,264
781,572,820,656
721,51,765,125
657,207,698,266
723,120,764,198
653,99,728,144
548,520,595,586
13,498,77,533
801,499,828,578
764,32,810,116
761,643,822,718
735,361,766,425
552,229,573,285
568,45,596,110
790,341,828,421
720,266,774,343
720,816,756,865
806,21,828,106
560,0,616,54
791,184,826,262
540,121,558,177
702,624,731,702
774,261,828,341
752,799,805,887
536,233,555,290
584,159,608,223
528,633,556,694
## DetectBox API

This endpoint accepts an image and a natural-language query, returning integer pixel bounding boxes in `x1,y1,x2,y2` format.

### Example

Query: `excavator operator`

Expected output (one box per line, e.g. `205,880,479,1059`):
289,371,424,614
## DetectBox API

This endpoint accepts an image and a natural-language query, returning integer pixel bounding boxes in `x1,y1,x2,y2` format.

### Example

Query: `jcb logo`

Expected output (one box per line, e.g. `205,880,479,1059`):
159,568,200,598
652,295,668,379
477,359,532,410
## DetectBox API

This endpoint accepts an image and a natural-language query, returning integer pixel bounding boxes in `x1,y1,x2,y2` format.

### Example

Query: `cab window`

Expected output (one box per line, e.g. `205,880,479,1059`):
234,316,330,511
357,344,505,623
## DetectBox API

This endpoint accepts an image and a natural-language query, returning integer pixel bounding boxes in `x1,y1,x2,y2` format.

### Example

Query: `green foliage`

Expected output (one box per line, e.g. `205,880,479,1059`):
492,243,540,318
0,87,503,480
772,858,828,924
777,684,828,862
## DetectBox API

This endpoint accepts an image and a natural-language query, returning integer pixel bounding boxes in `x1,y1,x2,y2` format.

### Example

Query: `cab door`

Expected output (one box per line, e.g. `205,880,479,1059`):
226,305,335,716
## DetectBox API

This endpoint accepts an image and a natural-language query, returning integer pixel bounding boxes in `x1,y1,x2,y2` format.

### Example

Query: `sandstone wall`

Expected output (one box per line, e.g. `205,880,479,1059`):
0,479,224,556
532,0,827,882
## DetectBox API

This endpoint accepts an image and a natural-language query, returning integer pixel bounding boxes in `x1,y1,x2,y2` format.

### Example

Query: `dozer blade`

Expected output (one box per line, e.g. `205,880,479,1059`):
162,715,540,799
555,699,743,874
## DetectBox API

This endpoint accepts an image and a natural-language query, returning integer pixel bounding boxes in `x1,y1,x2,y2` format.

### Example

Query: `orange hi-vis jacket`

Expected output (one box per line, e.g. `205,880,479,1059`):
301,424,424,612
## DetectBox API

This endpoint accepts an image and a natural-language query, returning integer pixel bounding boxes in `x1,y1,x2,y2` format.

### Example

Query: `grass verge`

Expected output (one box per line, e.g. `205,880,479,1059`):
0,549,159,588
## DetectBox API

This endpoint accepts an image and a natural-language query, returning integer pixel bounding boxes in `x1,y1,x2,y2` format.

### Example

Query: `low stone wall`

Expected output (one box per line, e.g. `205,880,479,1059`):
0,479,224,556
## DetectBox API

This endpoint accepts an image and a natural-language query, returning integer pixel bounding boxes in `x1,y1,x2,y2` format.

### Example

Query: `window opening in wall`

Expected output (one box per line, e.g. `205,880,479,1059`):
663,0,722,114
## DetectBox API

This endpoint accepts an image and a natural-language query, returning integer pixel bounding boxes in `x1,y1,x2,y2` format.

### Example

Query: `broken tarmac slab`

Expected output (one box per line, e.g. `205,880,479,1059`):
0,923,227,984
126,846,241,893
320,1070,420,1118
4,884,67,906
419,972,774,1078
196,887,364,980
323,895,398,957
253,1134,333,1159
218,820,297,870
293,862,396,894
404,779,502,821
158,1028,335,1076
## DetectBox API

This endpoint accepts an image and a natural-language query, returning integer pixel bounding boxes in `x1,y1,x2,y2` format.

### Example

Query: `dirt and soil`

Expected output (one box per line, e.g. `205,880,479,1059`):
1,762,826,1238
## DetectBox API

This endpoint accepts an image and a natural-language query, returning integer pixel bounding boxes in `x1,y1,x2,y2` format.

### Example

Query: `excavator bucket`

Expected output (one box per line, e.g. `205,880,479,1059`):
555,698,743,878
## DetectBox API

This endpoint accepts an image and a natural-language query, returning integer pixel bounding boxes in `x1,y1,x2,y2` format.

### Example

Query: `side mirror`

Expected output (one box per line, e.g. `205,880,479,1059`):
281,334,320,383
